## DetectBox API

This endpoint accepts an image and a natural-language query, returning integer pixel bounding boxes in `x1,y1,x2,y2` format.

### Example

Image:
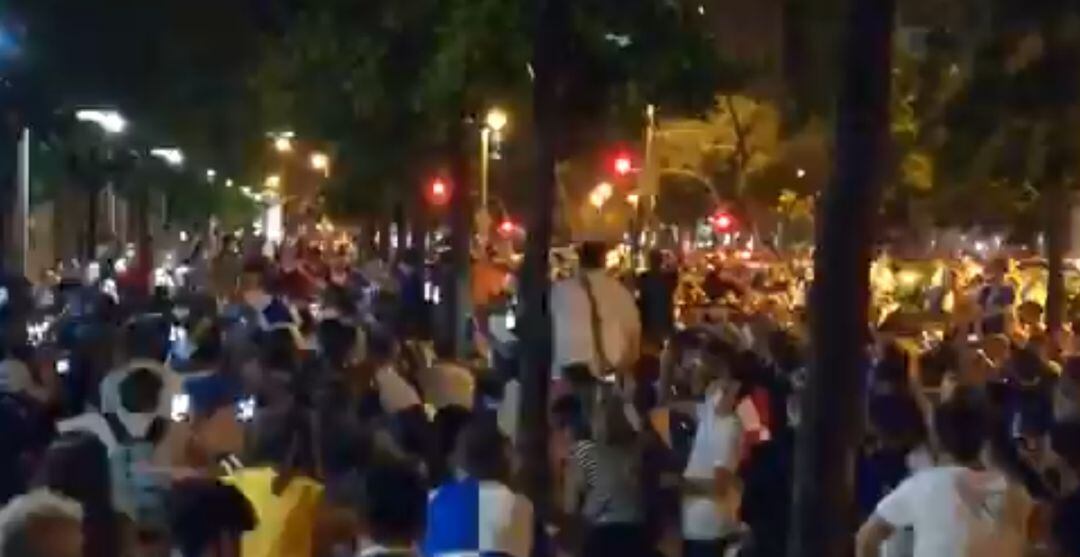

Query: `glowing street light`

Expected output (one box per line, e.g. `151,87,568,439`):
590,191,606,209
206,169,217,181
796,168,807,179
310,152,330,175
75,109,127,135
485,108,508,133
149,148,184,167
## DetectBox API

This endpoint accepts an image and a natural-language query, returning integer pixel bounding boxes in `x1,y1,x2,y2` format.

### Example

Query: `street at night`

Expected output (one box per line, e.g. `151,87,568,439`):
0,1,1077,557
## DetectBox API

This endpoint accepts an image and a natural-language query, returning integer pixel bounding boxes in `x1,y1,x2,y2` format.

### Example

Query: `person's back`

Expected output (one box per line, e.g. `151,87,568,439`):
551,241,641,377
880,466,1030,557
425,418,533,557
638,251,677,344
858,396,1035,557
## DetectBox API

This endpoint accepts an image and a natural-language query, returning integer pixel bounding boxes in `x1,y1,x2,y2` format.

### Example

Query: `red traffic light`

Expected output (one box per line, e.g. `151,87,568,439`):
426,178,451,206
614,153,633,176
711,212,735,231
498,220,517,235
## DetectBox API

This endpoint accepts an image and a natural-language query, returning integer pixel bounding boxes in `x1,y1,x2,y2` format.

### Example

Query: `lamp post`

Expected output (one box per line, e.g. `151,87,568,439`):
479,108,508,241
75,109,126,260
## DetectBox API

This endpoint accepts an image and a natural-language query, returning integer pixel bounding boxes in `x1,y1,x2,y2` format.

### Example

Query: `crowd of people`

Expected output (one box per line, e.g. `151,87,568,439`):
0,234,1076,557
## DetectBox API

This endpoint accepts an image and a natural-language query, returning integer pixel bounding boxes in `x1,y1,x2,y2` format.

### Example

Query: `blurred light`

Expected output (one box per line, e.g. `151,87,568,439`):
76,109,127,134
310,152,330,173
150,148,184,167
225,179,234,188
596,181,614,199
627,193,640,208
898,269,921,287
265,174,281,189
274,136,293,153
975,241,988,253
206,169,217,181
179,230,190,242
697,4,706,15
499,220,517,235
590,191,606,209
428,179,450,206
485,108,508,132
712,212,734,231
614,154,633,176
796,168,807,179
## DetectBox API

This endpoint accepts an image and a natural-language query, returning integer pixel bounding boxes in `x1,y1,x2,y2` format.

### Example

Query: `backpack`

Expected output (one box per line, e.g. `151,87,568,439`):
103,413,170,531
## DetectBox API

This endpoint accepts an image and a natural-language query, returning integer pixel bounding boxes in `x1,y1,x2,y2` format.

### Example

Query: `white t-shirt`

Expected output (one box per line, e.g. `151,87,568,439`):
478,481,534,557
551,270,641,377
99,358,183,419
682,391,743,541
875,466,1032,557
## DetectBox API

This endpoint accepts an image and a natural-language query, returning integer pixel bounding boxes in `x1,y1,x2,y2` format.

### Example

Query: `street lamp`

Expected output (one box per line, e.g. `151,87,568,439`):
149,148,184,167
206,169,217,182
479,107,509,241
485,108,508,134
269,130,295,153
225,178,234,188
76,109,127,135
310,152,330,176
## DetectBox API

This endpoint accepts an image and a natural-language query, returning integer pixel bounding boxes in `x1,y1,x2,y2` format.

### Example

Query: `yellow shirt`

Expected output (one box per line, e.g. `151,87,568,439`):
226,468,324,557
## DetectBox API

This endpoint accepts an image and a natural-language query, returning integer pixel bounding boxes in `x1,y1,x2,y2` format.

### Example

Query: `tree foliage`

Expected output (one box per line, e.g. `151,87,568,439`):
255,0,730,221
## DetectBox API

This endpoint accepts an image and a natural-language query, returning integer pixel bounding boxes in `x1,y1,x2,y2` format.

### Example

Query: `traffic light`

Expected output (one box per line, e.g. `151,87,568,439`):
498,219,517,236
614,153,633,176
427,178,450,206
711,211,735,232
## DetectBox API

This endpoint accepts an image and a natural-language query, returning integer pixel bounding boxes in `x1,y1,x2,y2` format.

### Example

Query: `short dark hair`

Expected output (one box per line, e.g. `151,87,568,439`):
361,461,427,545
170,479,256,557
456,416,511,481
119,368,164,414
578,241,607,270
934,396,989,464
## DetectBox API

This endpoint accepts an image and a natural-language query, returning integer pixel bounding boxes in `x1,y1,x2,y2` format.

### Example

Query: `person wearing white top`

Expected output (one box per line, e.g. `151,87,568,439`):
856,397,1036,557
550,242,641,379
682,376,745,557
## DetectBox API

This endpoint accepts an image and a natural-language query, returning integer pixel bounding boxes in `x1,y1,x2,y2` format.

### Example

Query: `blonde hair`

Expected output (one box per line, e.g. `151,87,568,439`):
0,489,83,557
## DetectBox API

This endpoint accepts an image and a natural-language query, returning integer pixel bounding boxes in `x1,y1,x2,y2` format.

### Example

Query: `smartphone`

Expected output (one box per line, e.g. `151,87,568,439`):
170,394,191,422
237,396,256,422
55,358,70,375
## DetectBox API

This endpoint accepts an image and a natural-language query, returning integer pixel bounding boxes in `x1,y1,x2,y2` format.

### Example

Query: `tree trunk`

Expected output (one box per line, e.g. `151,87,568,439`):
447,124,473,358
1045,178,1068,336
789,0,895,555
516,0,566,522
